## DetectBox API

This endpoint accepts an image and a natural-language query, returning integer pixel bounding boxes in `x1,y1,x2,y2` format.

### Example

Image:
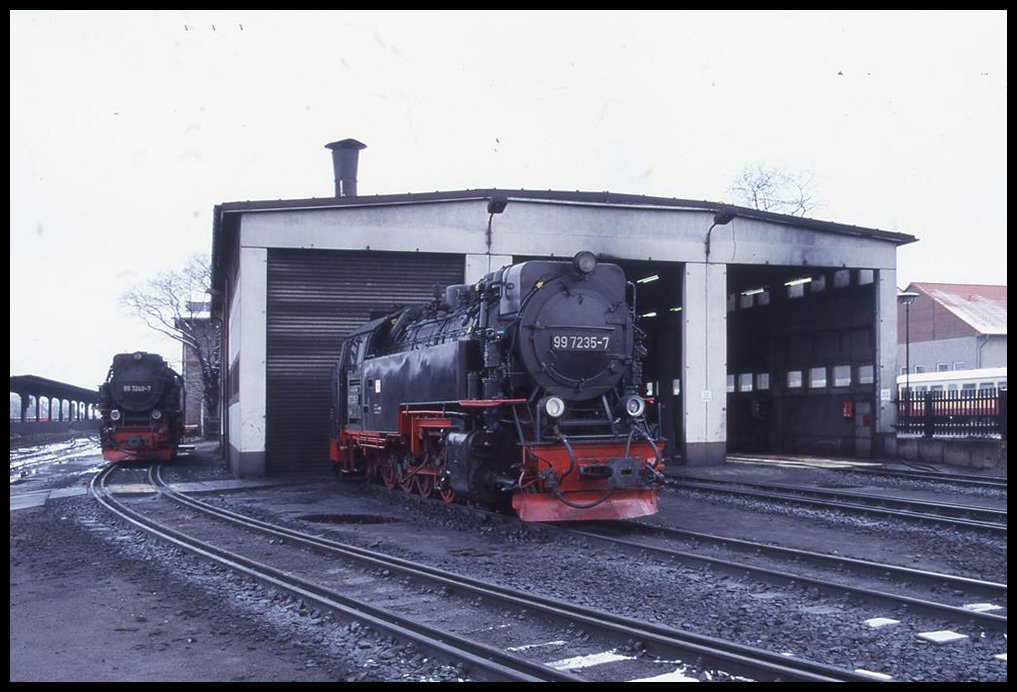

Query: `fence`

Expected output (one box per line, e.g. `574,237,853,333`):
897,388,1007,440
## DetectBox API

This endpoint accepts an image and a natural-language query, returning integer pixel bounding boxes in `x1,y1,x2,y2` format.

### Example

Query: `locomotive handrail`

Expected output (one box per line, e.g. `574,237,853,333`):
457,398,528,407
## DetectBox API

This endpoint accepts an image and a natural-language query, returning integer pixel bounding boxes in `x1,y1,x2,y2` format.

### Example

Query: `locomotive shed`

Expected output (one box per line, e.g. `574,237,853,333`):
211,139,916,478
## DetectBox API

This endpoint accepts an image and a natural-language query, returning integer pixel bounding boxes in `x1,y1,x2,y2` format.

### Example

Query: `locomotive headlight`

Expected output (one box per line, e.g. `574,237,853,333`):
151,409,162,420
110,409,122,421
624,395,646,418
542,396,566,419
572,250,598,275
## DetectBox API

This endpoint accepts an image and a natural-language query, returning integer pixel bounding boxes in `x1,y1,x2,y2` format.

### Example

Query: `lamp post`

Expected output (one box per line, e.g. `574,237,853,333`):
898,291,920,430
704,211,736,262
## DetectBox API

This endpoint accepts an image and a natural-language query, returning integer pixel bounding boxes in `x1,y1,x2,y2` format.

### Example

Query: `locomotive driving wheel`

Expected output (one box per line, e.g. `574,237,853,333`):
398,466,415,493
438,486,457,504
379,455,398,490
414,472,435,498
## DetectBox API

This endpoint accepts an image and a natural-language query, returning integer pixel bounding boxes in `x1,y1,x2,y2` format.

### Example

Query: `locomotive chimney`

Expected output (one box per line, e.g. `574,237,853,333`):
324,138,367,197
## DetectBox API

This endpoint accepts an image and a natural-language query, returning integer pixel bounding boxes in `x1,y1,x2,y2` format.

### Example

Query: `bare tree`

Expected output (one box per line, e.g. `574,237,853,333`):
122,255,220,436
730,165,816,217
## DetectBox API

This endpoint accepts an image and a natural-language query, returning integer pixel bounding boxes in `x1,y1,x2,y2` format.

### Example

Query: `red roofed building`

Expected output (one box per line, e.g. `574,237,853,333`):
897,283,1007,375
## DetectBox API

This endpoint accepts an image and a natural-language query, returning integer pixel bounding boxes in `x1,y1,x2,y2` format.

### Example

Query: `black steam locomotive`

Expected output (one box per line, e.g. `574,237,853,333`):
330,252,665,521
98,352,185,462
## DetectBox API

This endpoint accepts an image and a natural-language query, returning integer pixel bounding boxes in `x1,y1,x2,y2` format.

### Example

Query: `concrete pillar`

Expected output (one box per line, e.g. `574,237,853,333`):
682,262,728,466
874,268,898,455
228,246,268,477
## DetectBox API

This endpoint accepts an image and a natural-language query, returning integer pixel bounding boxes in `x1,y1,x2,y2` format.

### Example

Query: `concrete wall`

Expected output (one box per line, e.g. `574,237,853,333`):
226,246,268,477
881,436,1007,471
898,334,1008,375
240,199,900,271
981,335,1008,368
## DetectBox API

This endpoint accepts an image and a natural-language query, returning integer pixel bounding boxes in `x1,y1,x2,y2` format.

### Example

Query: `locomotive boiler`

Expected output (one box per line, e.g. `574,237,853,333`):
98,351,185,462
329,252,665,521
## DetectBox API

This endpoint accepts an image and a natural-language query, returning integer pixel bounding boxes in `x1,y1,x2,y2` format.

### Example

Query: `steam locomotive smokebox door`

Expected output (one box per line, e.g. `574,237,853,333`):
512,261,631,401
110,352,167,412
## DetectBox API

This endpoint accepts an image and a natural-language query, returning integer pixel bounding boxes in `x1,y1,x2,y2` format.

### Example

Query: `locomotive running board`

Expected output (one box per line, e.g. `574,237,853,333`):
512,489,658,522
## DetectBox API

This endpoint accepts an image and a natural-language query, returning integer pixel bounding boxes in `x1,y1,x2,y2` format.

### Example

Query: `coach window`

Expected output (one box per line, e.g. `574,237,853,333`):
755,373,770,391
726,375,736,393
787,370,803,389
809,367,827,389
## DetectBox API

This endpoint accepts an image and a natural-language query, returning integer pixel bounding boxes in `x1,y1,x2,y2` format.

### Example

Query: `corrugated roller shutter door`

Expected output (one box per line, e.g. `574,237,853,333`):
266,249,465,471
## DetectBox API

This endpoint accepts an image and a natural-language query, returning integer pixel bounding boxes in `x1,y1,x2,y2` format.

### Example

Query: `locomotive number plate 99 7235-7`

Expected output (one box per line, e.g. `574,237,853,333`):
550,334,611,351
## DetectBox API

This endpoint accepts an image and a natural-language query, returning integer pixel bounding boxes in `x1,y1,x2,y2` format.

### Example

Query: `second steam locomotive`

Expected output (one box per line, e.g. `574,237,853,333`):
330,252,665,521
98,351,185,462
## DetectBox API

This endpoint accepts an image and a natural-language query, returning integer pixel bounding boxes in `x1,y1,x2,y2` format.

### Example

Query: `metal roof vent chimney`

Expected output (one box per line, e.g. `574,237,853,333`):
324,138,367,197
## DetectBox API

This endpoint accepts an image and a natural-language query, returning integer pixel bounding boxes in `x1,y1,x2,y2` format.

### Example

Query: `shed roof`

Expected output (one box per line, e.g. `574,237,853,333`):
908,282,1008,336
218,188,917,246
9,375,98,401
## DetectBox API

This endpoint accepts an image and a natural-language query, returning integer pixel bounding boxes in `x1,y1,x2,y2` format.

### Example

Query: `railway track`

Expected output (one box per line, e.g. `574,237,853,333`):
90,463,576,682
10,437,100,482
552,520,1008,632
727,454,1008,491
91,462,875,682
832,466,1008,492
669,476,1007,535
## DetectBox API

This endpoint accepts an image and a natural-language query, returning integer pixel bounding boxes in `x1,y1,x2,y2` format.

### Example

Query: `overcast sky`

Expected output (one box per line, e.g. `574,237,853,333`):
9,10,1007,389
